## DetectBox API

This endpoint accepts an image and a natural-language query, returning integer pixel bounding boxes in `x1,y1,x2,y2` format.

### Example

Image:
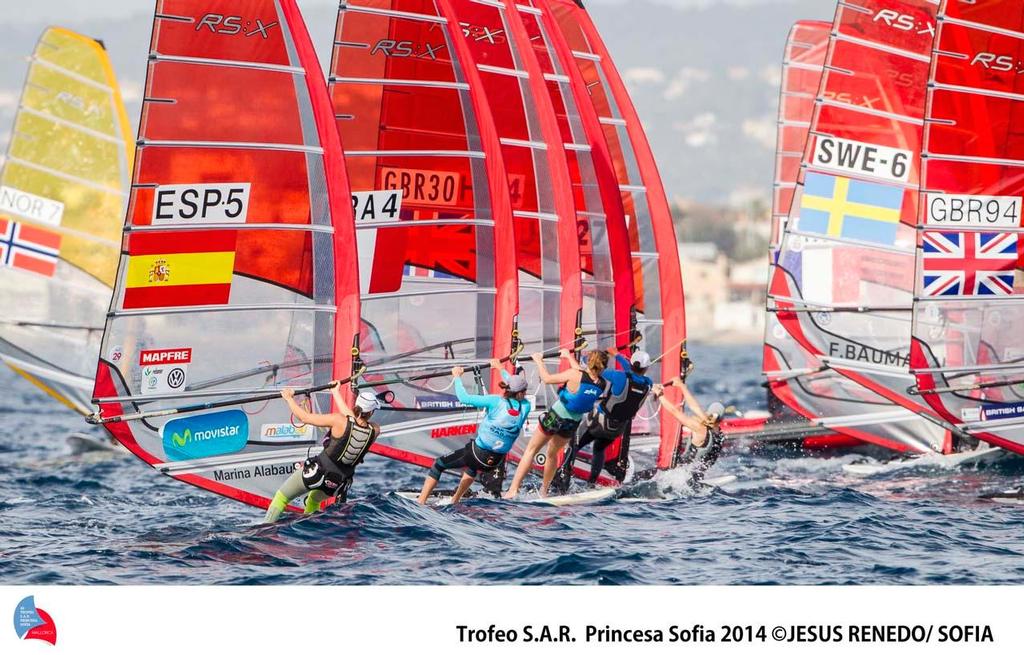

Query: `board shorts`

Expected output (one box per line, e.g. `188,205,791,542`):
539,409,582,438
300,455,354,501
429,442,505,481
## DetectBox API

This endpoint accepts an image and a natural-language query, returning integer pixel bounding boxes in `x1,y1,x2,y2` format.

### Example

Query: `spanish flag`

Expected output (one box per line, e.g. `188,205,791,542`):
123,231,236,309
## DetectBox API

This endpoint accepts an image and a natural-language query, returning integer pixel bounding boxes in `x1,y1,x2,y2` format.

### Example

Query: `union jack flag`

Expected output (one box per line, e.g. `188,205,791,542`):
922,231,1018,297
0,218,61,278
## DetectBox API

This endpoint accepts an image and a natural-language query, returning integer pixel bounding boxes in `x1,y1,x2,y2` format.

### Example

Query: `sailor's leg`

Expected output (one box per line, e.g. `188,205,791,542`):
304,490,328,514
541,435,571,497
419,447,466,504
588,438,609,485
503,426,551,498
451,472,477,504
262,468,307,523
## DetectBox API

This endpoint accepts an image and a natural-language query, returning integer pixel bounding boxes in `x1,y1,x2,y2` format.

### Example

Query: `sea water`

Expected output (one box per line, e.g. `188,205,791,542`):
1,343,1022,585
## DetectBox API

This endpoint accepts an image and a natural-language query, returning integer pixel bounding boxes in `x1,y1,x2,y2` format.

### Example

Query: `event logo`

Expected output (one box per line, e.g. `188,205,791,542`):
161,409,249,461
12,596,56,645
259,423,313,443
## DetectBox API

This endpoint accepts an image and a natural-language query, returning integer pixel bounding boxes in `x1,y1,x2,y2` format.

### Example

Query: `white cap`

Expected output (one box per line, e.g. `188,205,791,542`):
505,374,528,393
706,402,725,418
355,391,382,413
630,350,652,369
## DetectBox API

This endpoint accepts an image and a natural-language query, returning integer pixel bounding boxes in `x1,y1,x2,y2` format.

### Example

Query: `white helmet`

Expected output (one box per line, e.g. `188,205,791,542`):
630,350,652,369
355,391,382,414
505,374,528,393
706,402,725,421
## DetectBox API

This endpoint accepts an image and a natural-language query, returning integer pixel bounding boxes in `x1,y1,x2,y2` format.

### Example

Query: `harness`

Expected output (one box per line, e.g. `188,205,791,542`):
676,425,724,475
599,373,651,432
302,418,379,498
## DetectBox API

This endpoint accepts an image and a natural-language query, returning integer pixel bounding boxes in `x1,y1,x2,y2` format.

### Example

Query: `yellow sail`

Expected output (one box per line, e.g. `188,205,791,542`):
0,28,133,414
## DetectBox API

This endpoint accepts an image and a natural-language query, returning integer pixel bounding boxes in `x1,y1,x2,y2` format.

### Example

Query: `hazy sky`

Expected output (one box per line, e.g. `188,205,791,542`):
5,0,796,23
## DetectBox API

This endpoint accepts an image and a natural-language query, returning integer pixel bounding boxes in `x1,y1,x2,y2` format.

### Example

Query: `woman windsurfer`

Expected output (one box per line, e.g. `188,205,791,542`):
417,360,532,504
262,386,381,523
503,349,609,498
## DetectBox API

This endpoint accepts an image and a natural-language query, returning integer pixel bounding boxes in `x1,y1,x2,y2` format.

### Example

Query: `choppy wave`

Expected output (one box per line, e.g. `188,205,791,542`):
2,344,1023,585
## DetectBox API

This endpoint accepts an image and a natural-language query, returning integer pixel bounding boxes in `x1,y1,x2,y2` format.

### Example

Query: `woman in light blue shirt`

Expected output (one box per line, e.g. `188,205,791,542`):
417,360,532,504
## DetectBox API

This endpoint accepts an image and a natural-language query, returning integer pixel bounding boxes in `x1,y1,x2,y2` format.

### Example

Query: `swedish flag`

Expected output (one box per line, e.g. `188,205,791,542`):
798,172,903,246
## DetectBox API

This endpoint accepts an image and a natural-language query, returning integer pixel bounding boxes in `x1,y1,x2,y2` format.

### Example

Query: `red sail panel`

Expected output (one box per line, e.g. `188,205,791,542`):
545,0,687,469
91,0,358,510
445,0,582,360
910,2,1024,454
520,1,634,348
771,21,830,256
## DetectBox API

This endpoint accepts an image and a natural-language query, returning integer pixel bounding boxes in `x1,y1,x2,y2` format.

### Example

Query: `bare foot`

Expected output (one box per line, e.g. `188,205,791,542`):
502,489,517,500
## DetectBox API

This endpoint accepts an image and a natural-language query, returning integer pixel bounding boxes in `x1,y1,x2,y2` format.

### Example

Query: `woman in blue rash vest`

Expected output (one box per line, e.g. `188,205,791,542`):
556,348,654,488
653,378,726,486
262,386,381,523
417,359,531,504
503,349,609,498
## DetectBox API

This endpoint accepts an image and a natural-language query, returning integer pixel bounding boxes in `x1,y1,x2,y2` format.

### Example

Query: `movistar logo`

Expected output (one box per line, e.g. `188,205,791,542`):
170,425,240,447
161,410,249,462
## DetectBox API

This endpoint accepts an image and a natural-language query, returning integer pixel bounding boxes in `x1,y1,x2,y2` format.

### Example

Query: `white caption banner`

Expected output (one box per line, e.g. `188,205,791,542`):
811,135,913,184
0,185,64,226
925,194,1022,228
152,182,251,224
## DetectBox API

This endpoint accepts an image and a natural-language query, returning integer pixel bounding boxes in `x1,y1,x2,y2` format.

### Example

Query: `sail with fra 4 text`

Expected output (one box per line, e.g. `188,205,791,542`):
910,0,1024,454
0,28,133,415
331,0,522,469
768,0,950,454
92,0,360,510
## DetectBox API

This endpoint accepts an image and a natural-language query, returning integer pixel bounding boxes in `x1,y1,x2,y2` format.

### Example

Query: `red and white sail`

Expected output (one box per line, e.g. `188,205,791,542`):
770,21,830,261
92,0,359,509
544,0,687,469
910,0,1024,454
768,0,950,454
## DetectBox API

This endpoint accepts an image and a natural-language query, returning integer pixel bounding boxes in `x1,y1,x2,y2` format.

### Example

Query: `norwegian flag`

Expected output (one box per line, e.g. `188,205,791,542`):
0,218,61,278
922,231,1018,297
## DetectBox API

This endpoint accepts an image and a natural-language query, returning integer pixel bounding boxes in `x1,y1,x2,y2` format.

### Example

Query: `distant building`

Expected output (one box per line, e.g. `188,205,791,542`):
680,245,767,341
679,242,728,338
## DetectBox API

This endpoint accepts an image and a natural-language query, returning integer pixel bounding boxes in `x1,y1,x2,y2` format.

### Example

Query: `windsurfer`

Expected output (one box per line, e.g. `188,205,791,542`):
503,349,609,498
554,348,654,488
417,360,531,504
654,377,725,487
262,386,381,523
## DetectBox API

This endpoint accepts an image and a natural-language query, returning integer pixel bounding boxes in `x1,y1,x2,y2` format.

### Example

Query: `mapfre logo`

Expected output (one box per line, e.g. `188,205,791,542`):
13,596,57,645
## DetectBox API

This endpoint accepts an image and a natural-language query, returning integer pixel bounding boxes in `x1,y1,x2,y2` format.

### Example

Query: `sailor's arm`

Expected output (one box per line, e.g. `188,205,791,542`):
452,367,498,409
532,350,578,385
653,385,704,433
670,377,707,422
331,382,355,419
281,388,343,429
